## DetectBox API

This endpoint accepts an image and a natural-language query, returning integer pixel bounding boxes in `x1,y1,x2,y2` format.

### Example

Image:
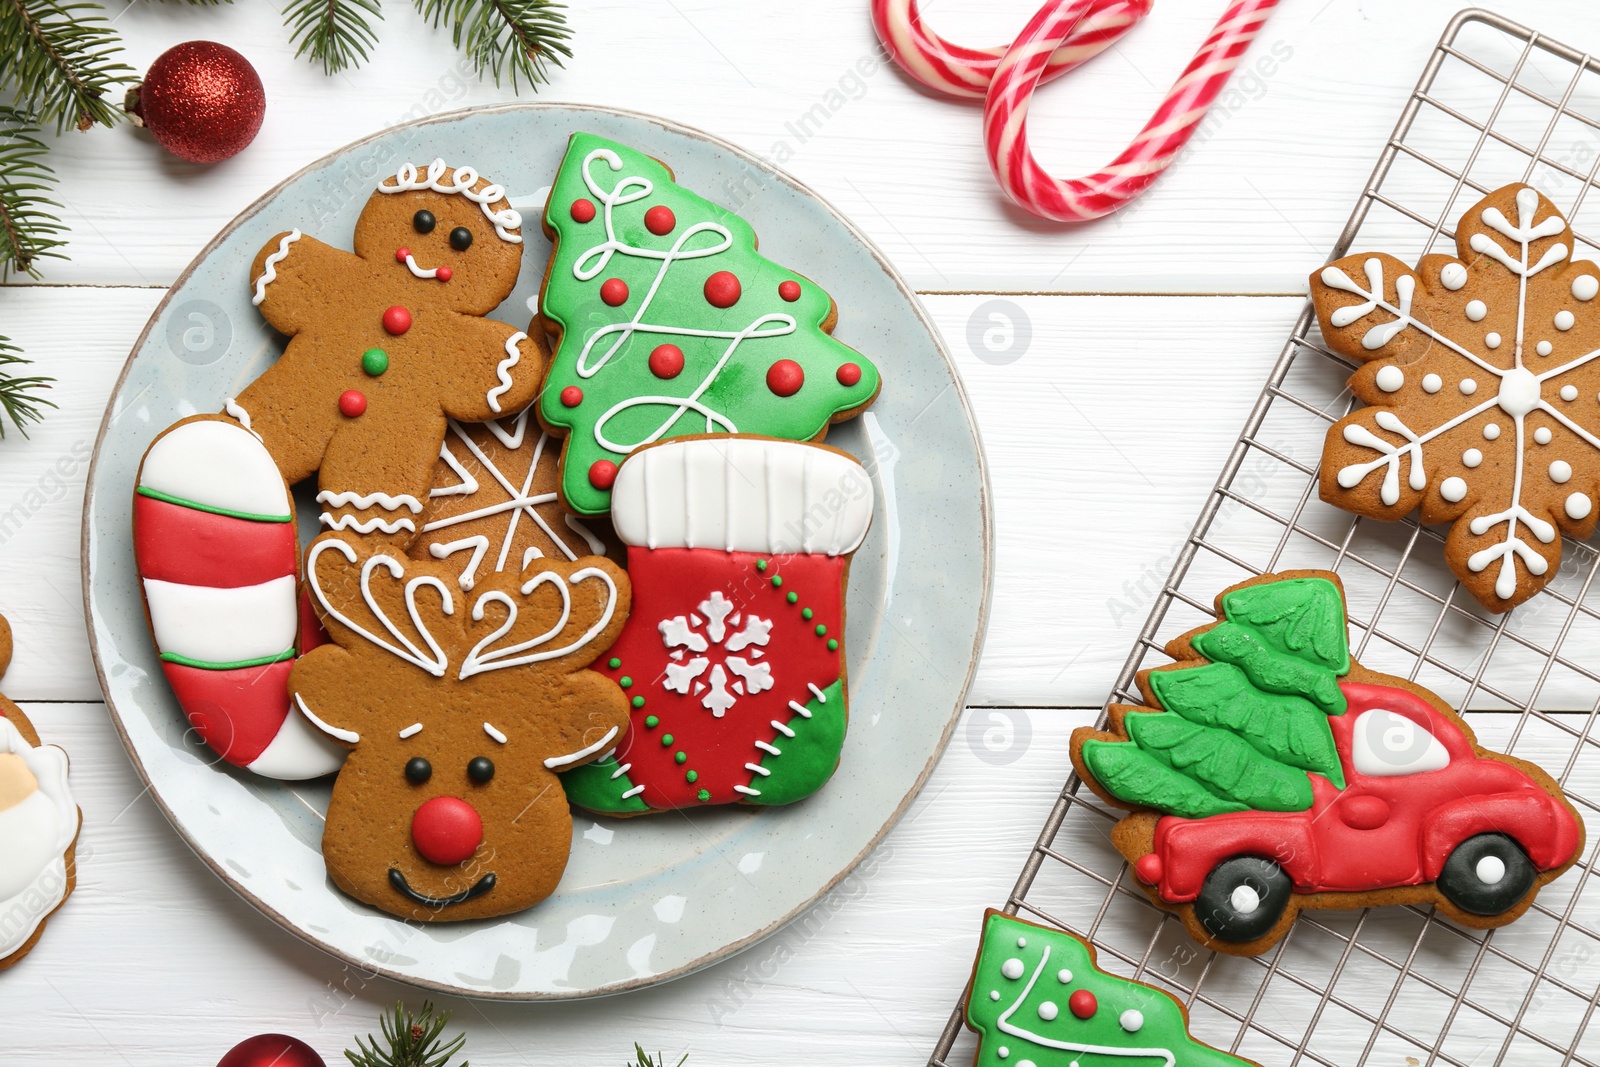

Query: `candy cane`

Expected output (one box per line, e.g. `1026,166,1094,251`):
869,0,1152,99
872,0,1278,222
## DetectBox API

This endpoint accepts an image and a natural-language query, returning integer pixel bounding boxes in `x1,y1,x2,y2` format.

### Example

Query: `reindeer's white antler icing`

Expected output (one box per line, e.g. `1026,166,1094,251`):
458,566,619,679
307,539,454,676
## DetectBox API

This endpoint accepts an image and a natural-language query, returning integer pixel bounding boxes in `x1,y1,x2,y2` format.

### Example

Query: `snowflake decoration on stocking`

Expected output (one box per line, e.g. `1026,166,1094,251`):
1313,182,1600,611
659,591,774,716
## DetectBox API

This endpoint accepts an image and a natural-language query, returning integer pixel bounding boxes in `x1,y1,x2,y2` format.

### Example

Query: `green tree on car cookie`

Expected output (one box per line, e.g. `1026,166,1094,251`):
537,132,881,515
966,910,1258,1066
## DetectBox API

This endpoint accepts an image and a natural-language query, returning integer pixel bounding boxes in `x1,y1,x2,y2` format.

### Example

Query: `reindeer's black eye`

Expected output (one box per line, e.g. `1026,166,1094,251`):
449,226,473,251
467,756,495,784
412,209,436,234
405,757,432,784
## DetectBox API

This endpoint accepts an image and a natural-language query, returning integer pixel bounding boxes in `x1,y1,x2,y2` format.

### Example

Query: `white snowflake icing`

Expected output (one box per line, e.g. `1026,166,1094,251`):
659,590,774,717
1319,185,1600,603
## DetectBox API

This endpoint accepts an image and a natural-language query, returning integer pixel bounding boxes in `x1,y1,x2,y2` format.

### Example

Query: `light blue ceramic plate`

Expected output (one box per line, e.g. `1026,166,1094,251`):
83,104,990,999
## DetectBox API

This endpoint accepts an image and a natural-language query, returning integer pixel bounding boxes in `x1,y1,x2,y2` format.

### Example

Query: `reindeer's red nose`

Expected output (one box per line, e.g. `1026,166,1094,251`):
411,796,483,865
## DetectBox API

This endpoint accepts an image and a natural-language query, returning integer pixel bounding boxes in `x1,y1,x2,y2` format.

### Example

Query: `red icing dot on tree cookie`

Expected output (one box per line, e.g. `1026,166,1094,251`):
410,795,483,865
645,206,676,235
836,362,862,387
570,198,596,223
1069,989,1098,1019
778,279,802,302
338,390,367,418
767,359,804,397
560,385,584,408
589,460,619,489
382,305,412,335
600,278,629,306
649,343,686,379
704,270,741,308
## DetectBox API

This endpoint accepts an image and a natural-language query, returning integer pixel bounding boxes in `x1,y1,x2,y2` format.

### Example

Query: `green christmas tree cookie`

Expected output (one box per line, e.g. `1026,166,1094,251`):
537,132,882,514
966,911,1258,1067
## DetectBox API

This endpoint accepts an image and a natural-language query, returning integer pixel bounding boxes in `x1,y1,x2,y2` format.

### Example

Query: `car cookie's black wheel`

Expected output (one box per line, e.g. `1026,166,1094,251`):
1437,833,1536,916
1196,856,1293,943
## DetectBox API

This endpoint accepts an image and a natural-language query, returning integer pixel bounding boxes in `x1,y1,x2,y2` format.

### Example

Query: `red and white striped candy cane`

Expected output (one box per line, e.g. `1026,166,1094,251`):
870,0,1152,99
984,0,1278,220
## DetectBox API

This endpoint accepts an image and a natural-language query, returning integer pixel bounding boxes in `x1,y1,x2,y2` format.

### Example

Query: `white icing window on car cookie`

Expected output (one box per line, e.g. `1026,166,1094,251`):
1350,708,1450,777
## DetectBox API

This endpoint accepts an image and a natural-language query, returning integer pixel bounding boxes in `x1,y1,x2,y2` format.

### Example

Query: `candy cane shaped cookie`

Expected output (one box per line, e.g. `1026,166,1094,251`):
983,0,1278,220
869,0,1151,99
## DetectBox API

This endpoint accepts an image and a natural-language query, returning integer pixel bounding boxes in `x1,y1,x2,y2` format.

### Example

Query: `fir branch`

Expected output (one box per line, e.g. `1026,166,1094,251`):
345,1001,467,1067
627,1045,688,1067
0,106,64,278
0,1,136,133
413,0,571,90
283,0,383,74
0,334,56,439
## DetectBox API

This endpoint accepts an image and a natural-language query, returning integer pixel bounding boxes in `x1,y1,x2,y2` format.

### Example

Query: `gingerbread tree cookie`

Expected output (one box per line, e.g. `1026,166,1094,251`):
290,533,631,921
1313,182,1600,611
536,133,882,514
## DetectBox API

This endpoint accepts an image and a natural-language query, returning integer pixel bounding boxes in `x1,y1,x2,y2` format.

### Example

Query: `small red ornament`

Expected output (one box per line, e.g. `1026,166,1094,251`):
411,795,483,865
767,359,804,397
435,266,453,283
836,362,863,387
338,390,367,418
571,198,597,223
216,1034,325,1067
589,460,619,489
649,343,685,379
600,278,629,306
395,247,410,263
127,42,265,164
1069,989,1098,1019
645,206,677,235
778,280,802,302
382,306,412,334
560,385,584,407
704,270,742,308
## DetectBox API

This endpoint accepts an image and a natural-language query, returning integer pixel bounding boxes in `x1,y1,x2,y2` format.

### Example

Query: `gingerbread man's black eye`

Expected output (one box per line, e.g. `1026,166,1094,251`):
412,209,436,234
405,757,432,784
467,756,495,784
449,226,473,251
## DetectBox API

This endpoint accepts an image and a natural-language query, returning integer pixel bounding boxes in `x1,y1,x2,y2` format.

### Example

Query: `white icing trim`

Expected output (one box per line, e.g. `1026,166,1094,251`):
429,535,491,591
223,397,253,432
294,693,360,744
401,252,440,279
770,720,796,738
377,159,522,243
755,740,781,756
139,418,291,520
543,725,620,769
143,575,298,664
996,945,1177,1067
744,762,771,777
621,784,646,799
458,565,618,679
486,332,525,413
307,539,454,677
243,712,345,779
787,699,813,719
483,722,507,744
734,784,761,796
399,723,423,739
807,682,828,702
320,514,417,534
252,230,302,306
315,490,424,513
0,718,77,957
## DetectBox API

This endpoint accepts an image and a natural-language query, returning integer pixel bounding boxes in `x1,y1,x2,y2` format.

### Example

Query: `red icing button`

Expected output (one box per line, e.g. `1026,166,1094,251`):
435,266,452,283
338,390,367,418
382,305,412,334
411,796,483,865
645,205,676,235
570,198,596,223
1069,990,1098,1019
560,385,584,408
589,460,619,489
778,279,802,302
767,359,805,397
395,247,410,263
649,343,686,379
836,362,863,387
600,278,629,306
704,270,742,308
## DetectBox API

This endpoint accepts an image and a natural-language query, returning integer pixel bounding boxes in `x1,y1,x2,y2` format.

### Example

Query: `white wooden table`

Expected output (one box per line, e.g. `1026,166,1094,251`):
6,2,1595,1062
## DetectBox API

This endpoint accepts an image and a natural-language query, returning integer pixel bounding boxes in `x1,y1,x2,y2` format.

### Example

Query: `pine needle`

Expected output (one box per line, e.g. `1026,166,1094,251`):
0,335,55,439
413,0,571,90
283,0,384,74
627,1045,688,1067
0,0,136,133
0,106,65,278
345,1001,468,1067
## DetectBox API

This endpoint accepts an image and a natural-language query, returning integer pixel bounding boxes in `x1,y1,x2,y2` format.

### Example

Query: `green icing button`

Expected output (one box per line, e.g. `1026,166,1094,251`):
771,575,783,588
697,789,712,802
631,696,645,708
786,591,798,604
619,675,633,688
815,624,827,636
686,770,699,783
801,608,813,620
827,639,839,651
674,751,687,765
608,657,621,669
661,733,674,746
361,347,389,376
644,715,659,728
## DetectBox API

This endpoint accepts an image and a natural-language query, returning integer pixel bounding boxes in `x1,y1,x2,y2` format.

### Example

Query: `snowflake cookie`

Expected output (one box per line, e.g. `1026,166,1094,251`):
1313,182,1600,611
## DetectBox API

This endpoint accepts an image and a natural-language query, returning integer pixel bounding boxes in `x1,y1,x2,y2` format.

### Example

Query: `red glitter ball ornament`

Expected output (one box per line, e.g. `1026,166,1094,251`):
704,270,742,308
778,279,802,302
1069,989,1098,1019
215,1034,325,1067
836,362,862,387
600,278,629,306
767,359,804,397
648,343,685,379
127,42,265,163
589,460,619,489
570,198,597,223
644,206,676,235
560,385,584,407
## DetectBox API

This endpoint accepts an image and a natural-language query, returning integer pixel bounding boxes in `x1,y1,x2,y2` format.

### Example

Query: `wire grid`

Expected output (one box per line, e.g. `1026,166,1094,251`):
930,9,1600,1067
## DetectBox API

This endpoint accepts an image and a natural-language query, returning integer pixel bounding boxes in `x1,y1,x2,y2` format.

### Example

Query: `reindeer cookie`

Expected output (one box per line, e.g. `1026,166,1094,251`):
290,533,631,921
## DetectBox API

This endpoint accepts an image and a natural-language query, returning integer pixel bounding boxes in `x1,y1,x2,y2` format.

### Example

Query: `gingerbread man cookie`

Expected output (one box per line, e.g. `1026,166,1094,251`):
290,533,631,921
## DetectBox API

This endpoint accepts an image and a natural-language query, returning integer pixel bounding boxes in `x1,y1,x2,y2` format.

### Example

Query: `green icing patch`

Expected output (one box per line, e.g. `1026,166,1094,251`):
745,678,845,806
1080,741,1248,820
1123,712,1313,812
558,754,650,815
1219,576,1349,673
1190,622,1346,715
966,911,1257,1067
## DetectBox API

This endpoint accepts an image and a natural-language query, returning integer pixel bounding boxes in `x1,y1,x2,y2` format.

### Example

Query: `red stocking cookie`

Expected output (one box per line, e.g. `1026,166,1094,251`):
291,534,631,921
560,436,873,813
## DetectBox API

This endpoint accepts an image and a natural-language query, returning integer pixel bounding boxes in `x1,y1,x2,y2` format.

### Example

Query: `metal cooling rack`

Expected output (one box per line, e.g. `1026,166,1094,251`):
930,9,1600,1066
